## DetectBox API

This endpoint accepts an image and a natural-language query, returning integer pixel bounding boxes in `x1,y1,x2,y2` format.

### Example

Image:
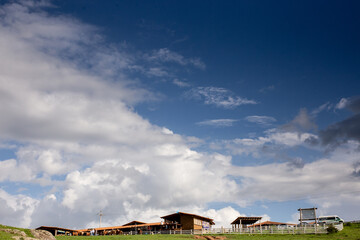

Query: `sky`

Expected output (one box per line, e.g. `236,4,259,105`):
0,0,360,229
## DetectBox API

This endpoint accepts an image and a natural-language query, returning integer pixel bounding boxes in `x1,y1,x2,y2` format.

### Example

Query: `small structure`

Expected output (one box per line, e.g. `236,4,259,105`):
36,226,77,236
161,212,215,230
231,217,262,232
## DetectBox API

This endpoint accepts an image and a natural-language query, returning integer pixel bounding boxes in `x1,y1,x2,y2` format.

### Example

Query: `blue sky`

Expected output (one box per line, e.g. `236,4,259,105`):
0,0,359,229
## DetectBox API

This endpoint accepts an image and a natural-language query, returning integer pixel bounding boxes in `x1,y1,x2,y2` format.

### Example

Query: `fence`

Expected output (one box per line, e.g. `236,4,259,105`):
123,224,334,235
200,225,329,235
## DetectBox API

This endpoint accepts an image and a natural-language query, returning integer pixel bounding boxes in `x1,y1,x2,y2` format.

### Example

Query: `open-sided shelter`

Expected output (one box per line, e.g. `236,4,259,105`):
231,216,262,231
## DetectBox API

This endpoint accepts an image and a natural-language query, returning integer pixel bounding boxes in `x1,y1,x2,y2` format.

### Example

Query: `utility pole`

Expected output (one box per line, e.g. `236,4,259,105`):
97,210,103,228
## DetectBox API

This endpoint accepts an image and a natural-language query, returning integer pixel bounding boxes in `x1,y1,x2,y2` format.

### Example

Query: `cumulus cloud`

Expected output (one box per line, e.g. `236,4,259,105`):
1,1,359,229
197,119,238,127
185,87,257,108
0,1,239,228
0,189,38,228
0,2,236,227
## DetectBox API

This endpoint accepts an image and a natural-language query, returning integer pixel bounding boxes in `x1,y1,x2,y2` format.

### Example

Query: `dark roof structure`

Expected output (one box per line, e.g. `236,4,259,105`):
122,221,146,226
36,226,77,235
231,217,262,225
161,212,215,225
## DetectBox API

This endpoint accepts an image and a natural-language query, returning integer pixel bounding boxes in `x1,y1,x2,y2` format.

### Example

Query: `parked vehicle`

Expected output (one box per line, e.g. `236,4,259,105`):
318,215,344,225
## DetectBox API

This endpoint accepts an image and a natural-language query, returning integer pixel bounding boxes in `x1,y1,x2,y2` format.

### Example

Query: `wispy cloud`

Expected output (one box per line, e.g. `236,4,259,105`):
147,67,169,77
173,78,191,87
197,119,238,127
145,48,206,70
185,87,257,108
245,115,276,126
311,102,331,116
259,85,275,93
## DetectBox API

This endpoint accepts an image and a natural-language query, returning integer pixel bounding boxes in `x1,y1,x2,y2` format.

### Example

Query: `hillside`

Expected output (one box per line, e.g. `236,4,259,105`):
0,224,55,240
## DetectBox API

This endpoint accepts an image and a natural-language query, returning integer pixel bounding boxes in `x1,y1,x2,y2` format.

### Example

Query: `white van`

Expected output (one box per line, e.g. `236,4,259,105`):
318,215,344,225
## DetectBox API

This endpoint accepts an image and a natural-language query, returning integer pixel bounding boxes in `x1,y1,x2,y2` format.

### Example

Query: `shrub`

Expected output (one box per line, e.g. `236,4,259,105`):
326,224,338,234
344,222,352,227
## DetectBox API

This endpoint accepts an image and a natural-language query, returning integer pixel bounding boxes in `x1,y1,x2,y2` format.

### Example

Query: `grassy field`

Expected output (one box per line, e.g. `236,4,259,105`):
0,223,359,240
55,223,360,240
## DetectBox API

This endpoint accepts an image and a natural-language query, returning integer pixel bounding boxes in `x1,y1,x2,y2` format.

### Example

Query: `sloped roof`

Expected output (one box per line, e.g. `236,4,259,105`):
231,217,262,225
36,226,76,232
122,221,146,226
78,222,163,232
161,212,215,225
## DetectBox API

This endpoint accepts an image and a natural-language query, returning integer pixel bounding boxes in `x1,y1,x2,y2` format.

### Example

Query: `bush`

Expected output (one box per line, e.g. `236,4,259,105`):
344,222,352,227
327,224,338,234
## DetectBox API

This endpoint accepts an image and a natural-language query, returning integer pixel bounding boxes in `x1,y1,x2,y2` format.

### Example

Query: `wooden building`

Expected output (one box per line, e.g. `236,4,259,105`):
161,212,215,230
37,212,215,236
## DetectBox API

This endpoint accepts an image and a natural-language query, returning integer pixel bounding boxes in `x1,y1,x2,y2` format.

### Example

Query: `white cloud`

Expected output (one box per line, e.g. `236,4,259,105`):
227,142,360,207
0,159,34,182
0,189,38,228
224,129,317,157
0,2,239,225
0,0,359,230
335,98,349,110
197,119,238,127
311,102,331,116
185,87,257,108
204,207,241,228
173,78,191,87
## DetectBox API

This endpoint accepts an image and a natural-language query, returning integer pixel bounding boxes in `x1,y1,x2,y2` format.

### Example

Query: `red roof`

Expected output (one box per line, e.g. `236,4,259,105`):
78,222,163,232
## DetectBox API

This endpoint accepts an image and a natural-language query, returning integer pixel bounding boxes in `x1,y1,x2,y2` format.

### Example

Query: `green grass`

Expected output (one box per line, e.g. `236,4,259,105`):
0,230,14,240
55,223,360,240
0,224,34,239
1,223,359,240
